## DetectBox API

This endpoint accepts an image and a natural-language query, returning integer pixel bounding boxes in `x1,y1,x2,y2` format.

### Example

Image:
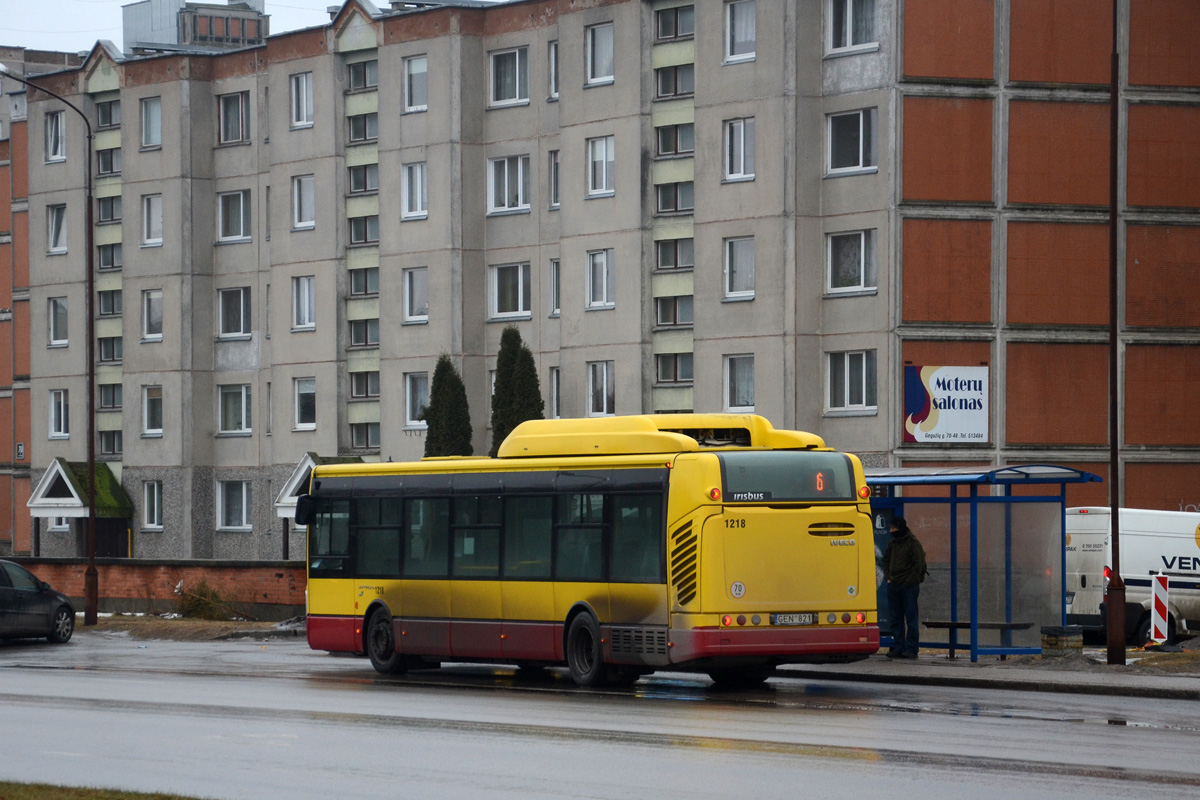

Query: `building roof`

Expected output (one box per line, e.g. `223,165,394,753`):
864,464,1103,486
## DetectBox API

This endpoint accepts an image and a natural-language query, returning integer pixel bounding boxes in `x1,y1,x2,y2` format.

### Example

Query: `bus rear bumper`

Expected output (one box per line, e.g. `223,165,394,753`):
667,625,880,664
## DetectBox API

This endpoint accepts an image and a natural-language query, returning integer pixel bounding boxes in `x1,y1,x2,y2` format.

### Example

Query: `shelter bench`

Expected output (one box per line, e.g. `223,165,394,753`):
922,620,1034,659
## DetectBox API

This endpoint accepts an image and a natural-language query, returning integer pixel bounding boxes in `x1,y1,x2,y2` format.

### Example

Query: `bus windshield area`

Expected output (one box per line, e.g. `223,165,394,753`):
718,451,856,502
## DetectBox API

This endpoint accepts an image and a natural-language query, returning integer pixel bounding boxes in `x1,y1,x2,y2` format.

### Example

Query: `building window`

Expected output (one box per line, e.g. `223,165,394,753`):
726,1,756,62
492,262,531,318
219,384,252,434
290,72,313,127
143,385,163,435
219,91,249,144
657,123,694,157
828,109,876,173
351,422,381,449
404,55,428,111
98,243,123,270
294,378,316,430
549,367,560,418
488,155,530,213
97,147,121,176
351,371,380,399
656,238,694,270
49,390,69,438
47,205,67,253
292,276,315,329
347,59,378,90
49,517,69,531
548,150,560,208
588,361,615,416
655,64,694,99
142,194,163,245
96,100,120,129
348,112,378,143
218,480,252,530
351,267,380,297
549,259,560,315
405,372,429,427
99,336,123,363
587,135,616,196
404,267,428,321
141,97,162,147
548,41,559,99
97,195,121,224
491,47,529,106
100,433,124,456
725,117,755,180
350,318,380,348
655,295,693,326
828,230,877,292
218,190,251,241
142,290,163,340
656,5,695,41
403,162,428,218
587,249,615,308
218,287,251,337
100,383,123,410
98,289,122,318
656,353,694,385
586,23,615,85
45,110,66,161
143,481,162,529
349,164,378,195
292,175,315,229
726,355,755,411
724,237,755,298
349,215,379,244
830,0,877,52
48,297,68,346
656,181,694,214
828,349,877,410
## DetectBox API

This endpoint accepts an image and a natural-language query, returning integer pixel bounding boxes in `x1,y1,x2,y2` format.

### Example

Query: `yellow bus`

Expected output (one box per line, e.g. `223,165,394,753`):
297,414,879,686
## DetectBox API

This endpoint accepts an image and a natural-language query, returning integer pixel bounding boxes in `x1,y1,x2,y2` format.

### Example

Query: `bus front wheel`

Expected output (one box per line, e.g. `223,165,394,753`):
367,609,407,675
566,613,606,687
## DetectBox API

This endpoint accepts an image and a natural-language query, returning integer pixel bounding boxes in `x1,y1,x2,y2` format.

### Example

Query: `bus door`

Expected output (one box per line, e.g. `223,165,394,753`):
307,498,359,652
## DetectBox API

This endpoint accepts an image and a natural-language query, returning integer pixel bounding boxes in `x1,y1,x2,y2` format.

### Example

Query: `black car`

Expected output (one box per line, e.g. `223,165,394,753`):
0,559,75,643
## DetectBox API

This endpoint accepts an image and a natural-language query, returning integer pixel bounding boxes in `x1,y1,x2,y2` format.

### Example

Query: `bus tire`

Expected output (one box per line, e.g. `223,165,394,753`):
366,609,407,675
565,613,606,687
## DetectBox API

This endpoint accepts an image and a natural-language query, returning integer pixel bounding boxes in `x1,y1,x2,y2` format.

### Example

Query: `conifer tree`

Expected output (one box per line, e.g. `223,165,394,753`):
423,354,473,457
489,326,544,456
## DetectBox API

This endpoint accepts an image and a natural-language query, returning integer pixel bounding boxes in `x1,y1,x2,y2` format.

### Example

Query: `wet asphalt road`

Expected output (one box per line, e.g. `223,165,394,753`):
1,631,1198,799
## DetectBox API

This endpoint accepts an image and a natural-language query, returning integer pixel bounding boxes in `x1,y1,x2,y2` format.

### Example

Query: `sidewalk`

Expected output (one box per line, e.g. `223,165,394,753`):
779,649,1200,700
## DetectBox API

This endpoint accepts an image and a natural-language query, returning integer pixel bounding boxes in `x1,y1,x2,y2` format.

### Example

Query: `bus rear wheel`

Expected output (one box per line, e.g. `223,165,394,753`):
566,613,606,687
367,609,407,675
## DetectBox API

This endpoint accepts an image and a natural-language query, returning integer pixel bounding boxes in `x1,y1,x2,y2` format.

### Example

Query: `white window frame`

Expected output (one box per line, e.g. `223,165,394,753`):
548,150,560,208
290,72,314,128
294,377,316,430
488,154,531,213
490,47,529,107
218,91,249,144
402,162,428,219
404,267,429,322
548,41,559,99
404,55,428,112
141,96,162,147
142,194,163,245
292,276,316,330
587,135,616,196
827,349,878,411
587,361,615,417
143,385,163,436
49,516,69,531
49,389,69,439
405,372,430,427
829,0,878,53
491,262,532,319
828,230,877,293
724,117,756,180
218,384,252,434
218,286,252,337
217,480,253,530
586,22,615,85
549,258,561,316
828,109,877,174
217,190,251,241
725,355,756,412
142,289,163,341
586,249,616,309
47,204,67,253
143,481,163,529
48,297,68,346
292,175,315,229
725,0,757,63
724,237,755,298
45,110,66,161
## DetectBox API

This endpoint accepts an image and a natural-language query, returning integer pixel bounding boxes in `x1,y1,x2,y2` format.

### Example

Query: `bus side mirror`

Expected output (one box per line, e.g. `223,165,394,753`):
295,495,315,527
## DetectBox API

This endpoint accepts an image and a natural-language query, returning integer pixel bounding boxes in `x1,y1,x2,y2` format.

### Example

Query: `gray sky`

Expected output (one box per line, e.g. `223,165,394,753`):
3,1,364,54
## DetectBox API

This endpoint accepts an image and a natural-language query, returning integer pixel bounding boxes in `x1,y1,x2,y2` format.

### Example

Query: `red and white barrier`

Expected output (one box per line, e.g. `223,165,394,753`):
1150,573,1169,644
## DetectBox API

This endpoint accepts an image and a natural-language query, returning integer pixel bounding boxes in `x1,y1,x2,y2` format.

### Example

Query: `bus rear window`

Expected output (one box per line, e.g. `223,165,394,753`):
718,451,856,502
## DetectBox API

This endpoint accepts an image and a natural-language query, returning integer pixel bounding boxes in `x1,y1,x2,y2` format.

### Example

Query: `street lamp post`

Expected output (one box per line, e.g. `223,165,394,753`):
1,63,99,626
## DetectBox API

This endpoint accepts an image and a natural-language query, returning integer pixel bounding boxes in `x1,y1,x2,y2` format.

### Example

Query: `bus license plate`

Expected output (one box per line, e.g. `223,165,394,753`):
772,613,814,626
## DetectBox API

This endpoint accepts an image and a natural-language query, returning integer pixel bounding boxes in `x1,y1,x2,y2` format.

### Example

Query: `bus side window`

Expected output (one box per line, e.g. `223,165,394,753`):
610,494,663,582
310,499,351,577
503,496,552,578
404,498,450,578
556,493,605,582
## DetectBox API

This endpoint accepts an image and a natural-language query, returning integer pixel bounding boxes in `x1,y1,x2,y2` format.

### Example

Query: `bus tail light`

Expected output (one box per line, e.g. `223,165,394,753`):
722,615,733,626
856,612,865,624
842,613,851,624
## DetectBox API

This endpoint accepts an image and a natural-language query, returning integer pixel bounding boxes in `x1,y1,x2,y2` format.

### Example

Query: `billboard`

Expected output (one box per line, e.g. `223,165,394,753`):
903,366,989,443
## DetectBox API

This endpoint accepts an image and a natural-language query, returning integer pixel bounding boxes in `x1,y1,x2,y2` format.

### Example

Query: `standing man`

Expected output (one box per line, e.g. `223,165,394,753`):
882,517,927,659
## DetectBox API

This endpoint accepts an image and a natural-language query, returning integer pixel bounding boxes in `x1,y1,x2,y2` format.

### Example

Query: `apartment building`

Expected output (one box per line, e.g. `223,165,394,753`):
12,0,1200,561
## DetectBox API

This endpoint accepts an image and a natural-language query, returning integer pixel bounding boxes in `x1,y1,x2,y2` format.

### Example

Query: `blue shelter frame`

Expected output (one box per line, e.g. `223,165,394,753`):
865,465,1102,662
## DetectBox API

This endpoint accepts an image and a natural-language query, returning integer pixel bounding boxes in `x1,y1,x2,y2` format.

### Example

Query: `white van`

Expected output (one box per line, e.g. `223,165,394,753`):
1065,507,1200,644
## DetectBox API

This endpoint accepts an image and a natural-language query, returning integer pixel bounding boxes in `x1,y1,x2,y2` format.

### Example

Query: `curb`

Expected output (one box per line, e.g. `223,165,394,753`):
216,628,307,641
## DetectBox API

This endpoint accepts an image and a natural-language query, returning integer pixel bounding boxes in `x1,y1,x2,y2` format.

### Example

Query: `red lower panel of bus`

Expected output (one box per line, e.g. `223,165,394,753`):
308,615,363,654
668,625,880,663
309,615,561,662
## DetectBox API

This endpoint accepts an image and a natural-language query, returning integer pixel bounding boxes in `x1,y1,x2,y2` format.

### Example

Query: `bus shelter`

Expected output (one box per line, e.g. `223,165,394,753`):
865,465,1102,661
